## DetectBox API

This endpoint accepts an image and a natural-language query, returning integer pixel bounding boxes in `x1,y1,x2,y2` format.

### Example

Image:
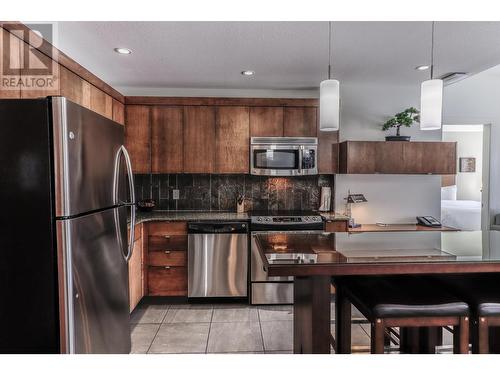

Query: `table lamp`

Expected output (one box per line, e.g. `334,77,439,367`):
344,190,367,228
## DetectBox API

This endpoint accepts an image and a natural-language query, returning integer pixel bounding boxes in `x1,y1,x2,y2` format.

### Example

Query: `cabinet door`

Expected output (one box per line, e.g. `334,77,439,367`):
183,106,216,173
112,99,125,125
339,141,376,174
20,41,60,98
151,106,184,173
60,66,86,106
284,107,317,137
125,105,151,173
88,83,113,119
0,27,21,98
216,106,250,173
249,107,284,137
403,142,456,174
375,141,404,174
128,237,143,312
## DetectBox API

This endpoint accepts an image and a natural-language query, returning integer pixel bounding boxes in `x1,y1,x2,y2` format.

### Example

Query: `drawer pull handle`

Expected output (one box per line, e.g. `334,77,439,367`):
164,251,171,254
164,235,171,239
164,266,170,270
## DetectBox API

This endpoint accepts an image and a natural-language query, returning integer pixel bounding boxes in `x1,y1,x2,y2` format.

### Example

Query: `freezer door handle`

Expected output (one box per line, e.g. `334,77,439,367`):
113,145,136,261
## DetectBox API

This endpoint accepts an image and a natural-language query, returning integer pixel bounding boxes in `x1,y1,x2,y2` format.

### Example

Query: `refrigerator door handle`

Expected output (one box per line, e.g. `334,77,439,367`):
113,145,136,261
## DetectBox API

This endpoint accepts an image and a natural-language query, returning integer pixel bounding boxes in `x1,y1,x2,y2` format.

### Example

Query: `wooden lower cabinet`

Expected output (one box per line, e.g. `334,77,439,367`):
325,220,348,232
128,224,144,312
148,267,188,296
146,221,188,297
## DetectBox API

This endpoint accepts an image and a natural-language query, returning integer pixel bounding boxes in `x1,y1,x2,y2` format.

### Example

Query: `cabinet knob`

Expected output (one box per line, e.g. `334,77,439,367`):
164,266,170,270
164,235,171,239
164,251,171,254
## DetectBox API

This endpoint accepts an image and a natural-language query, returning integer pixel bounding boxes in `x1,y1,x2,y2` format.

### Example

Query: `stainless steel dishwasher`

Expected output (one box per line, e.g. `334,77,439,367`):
188,221,248,298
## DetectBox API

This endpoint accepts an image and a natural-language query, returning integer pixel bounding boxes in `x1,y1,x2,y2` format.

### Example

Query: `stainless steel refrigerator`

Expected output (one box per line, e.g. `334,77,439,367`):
0,97,136,353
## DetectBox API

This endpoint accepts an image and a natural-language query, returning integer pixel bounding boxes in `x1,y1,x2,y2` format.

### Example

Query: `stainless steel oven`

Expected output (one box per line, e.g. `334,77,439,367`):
250,137,318,176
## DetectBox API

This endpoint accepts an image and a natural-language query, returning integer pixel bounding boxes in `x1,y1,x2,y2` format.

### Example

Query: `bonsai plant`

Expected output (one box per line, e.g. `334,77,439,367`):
382,107,420,141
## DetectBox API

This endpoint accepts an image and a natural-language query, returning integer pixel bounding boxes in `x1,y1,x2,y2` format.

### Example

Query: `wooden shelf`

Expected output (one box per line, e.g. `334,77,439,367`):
348,224,459,233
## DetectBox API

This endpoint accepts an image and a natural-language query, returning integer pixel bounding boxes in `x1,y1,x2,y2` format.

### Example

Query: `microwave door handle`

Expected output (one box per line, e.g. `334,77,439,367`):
298,145,303,174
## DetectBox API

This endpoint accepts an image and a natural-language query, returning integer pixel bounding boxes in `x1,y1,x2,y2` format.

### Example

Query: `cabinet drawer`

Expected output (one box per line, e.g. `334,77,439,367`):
149,234,187,251
325,220,348,232
148,221,187,235
148,266,187,296
148,250,186,267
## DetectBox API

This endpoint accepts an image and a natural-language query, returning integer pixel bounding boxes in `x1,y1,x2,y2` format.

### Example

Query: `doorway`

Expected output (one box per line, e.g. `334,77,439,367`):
441,124,490,231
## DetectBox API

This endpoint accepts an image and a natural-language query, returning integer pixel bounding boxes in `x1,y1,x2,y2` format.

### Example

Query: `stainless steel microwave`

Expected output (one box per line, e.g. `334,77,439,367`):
250,137,318,176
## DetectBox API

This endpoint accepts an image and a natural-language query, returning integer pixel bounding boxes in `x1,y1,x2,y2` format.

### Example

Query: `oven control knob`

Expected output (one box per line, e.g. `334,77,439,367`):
257,217,262,221
304,217,310,221
313,217,321,221
265,217,271,222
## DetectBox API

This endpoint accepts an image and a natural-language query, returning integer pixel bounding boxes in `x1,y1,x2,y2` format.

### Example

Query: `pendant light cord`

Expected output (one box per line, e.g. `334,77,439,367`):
430,21,435,80
328,21,332,80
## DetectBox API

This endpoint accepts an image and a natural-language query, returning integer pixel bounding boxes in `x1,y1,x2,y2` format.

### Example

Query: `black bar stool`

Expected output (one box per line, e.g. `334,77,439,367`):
434,274,500,354
333,276,470,354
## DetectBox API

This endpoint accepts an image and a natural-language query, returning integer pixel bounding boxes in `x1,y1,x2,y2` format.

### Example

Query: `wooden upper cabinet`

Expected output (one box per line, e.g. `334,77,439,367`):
215,106,250,173
60,66,86,106
125,105,151,174
339,141,457,174
403,142,457,174
87,83,113,119
249,107,284,137
339,141,376,174
112,99,125,125
375,141,405,174
283,107,317,137
20,42,60,99
183,106,216,173
151,106,184,173
0,27,21,98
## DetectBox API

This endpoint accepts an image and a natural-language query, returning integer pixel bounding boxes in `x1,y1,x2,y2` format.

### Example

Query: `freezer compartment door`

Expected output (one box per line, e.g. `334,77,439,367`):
188,233,248,297
52,97,130,217
57,206,130,353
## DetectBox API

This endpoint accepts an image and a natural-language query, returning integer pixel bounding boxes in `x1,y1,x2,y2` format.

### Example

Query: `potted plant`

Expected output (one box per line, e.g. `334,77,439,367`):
382,107,420,141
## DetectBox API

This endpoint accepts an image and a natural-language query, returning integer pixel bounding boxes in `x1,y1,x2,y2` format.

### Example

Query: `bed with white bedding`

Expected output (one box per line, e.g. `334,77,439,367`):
441,199,482,230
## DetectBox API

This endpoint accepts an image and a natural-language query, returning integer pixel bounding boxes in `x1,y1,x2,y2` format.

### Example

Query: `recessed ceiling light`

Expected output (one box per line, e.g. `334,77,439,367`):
415,65,430,71
241,70,255,76
114,47,132,55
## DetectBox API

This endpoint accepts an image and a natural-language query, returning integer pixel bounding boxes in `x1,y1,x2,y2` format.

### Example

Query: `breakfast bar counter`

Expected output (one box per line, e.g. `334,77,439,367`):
254,230,500,353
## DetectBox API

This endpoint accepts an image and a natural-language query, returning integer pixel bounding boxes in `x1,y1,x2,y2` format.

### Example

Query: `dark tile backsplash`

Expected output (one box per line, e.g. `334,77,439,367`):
134,174,334,212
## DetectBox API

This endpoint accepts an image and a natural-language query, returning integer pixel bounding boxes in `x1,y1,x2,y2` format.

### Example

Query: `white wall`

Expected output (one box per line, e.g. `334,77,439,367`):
443,63,500,226
334,82,442,225
442,130,483,201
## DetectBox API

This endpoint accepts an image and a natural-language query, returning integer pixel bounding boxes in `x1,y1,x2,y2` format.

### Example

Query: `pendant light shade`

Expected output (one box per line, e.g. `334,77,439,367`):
320,79,340,131
420,79,443,130
319,22,340,132
420,22,442,131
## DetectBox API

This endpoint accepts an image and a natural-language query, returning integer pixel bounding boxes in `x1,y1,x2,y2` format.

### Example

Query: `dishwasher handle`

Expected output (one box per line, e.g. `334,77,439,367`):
188,221,248,234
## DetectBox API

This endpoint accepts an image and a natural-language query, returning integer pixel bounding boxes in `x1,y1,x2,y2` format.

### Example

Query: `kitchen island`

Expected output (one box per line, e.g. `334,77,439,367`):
254,230,500,354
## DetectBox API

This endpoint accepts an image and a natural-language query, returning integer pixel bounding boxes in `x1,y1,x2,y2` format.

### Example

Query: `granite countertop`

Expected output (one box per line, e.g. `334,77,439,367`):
319,212,350,221
133,210,250,224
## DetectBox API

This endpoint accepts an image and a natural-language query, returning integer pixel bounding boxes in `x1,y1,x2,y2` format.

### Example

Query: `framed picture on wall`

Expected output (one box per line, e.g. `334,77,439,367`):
459,157,476,173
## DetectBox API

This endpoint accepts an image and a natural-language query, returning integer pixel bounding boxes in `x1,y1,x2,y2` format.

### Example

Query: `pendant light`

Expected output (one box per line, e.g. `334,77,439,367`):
320,21,340,131
420,21,443,130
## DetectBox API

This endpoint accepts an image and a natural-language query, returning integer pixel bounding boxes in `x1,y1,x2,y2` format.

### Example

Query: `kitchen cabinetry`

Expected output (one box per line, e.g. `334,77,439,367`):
284,107,317,137
0,27,21,98
339,141,457,174
250,107,284,137
183,106,216,173
146,222,188,296
325,220,348,232
216,106,250,173
151,106,184,173
112,98,125,125
128,224,144,312
125,105,151,174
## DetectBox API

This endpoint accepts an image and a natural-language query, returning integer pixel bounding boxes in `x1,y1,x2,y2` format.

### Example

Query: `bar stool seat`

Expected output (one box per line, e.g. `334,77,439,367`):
333,276,470,354
434,274,500,353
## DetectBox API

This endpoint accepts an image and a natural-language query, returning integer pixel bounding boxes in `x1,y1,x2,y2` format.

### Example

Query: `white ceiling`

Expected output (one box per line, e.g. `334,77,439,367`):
54,21,500,95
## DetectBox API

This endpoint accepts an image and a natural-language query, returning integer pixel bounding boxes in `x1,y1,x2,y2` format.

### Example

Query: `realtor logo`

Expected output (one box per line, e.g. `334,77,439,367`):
1,22,59,92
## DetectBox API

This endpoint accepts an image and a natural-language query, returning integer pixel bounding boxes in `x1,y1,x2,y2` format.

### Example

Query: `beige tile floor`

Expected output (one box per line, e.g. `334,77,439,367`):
130,300,372,354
